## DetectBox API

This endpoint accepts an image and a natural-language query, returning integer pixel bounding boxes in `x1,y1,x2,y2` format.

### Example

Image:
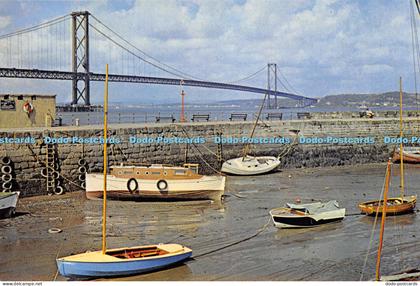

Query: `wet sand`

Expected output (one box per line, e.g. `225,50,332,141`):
0,163,419,281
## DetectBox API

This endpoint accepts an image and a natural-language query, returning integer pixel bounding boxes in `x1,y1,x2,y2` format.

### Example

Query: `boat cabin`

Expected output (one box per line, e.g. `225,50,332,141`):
110,163,202,180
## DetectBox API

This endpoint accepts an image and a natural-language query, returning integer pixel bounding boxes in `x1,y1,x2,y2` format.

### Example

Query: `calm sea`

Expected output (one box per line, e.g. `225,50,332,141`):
57,104,400,126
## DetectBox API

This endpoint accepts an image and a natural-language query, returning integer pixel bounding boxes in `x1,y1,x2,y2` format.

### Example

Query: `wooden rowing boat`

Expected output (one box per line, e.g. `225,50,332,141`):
358,195,416,215
392,147,420,163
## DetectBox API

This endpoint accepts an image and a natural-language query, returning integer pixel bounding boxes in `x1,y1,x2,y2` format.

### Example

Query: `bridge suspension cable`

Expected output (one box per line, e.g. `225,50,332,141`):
224,65,266,84
0,14,70,40
0,11,317,105
90,15,201,80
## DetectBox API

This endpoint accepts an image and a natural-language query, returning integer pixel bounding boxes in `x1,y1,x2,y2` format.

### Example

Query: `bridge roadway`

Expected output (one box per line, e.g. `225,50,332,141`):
0,67,317,103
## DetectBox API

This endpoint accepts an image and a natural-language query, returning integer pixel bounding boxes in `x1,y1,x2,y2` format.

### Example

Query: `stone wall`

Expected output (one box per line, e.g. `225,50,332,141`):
0,116,419,197
0,94,56,128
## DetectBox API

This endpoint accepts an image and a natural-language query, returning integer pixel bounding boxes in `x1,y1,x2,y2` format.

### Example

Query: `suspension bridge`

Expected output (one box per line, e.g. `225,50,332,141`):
0,11,317,109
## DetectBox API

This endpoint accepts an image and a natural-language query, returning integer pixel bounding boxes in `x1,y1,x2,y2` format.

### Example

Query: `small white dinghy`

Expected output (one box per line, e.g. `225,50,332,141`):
269,200,345,228
221,93,282,176
0,191,19,219
221,156,280,175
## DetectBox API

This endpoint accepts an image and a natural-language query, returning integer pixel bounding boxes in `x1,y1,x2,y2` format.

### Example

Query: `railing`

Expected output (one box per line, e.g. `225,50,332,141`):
53,109,420,127
55,110,308,126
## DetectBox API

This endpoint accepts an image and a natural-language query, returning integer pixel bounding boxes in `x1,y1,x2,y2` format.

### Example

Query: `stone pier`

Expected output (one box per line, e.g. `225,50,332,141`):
0,115,419,197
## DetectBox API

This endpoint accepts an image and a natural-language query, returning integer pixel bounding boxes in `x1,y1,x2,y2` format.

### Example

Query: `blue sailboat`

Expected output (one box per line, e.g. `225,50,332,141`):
56,65,192,278
56,244,192,277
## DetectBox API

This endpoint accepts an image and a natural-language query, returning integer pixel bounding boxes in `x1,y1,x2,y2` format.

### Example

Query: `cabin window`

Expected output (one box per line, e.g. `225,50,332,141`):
175,170,186,175
118,171,122,175
4,95,9,99
163,171,168,176
145,171,149,175
136,171,140,175
17,95,23,100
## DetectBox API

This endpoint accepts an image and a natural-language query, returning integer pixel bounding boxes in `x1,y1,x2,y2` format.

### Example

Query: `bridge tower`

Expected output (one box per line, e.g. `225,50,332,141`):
71,11,90,106
266,63,277,109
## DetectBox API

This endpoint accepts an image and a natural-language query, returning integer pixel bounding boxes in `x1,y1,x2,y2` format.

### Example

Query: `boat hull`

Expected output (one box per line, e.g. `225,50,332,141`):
57,244,192,278
269,207,346,229
392,148,420,163
86,174,225,201
221,156,280,175
358,196,417,216
0,191,19,219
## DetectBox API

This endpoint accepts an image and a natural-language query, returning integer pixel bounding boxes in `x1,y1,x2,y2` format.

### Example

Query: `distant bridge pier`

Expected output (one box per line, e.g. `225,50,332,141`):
71,11,90,106
266,63,277,109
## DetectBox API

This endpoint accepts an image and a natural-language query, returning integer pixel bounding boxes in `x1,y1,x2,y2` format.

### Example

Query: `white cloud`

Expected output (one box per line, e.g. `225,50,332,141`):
0,16,11,29
0,0,417,102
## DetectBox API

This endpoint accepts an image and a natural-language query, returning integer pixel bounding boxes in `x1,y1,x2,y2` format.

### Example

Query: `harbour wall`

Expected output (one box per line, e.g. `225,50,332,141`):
0,116,419,197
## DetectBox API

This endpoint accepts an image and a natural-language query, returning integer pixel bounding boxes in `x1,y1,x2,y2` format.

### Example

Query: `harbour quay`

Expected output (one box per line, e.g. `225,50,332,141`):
0,113,418,198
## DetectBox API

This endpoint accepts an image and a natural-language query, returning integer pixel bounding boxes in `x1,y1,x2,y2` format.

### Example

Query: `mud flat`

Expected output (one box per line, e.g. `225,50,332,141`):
0,163,418,281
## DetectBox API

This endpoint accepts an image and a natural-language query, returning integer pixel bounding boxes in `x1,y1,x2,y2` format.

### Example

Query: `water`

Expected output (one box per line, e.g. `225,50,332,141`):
56,104,377,126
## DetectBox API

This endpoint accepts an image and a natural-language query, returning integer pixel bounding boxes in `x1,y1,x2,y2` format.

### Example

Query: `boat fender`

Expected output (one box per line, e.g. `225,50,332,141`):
127,178,138,193
52,171,60,179
1,157,11,165
78,166,87,173
2,181,12,190
1,173,12,183
157,180,168,191
40,168,48,178
54,185,64,195
80,181,86,189
1,165,12,174
78,159,86,166
78,174,86,182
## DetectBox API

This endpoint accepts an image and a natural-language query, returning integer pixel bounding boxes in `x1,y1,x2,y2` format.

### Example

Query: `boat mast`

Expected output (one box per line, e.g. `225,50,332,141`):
375,158,391,281
399,77,405,199
102,64,109,254
242,94,267,160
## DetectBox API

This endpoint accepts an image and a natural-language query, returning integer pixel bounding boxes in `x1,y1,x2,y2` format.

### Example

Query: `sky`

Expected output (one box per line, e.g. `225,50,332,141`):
0,0,418,104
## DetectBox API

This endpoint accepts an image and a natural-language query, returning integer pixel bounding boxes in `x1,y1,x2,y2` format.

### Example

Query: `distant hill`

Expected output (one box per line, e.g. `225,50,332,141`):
315,92,420,109
215,91,420,109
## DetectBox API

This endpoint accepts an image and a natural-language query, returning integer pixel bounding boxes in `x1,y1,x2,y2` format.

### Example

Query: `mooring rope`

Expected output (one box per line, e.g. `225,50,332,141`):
359,167,387,281
179,126,219,157
193,216,272,259
178,126,223,174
